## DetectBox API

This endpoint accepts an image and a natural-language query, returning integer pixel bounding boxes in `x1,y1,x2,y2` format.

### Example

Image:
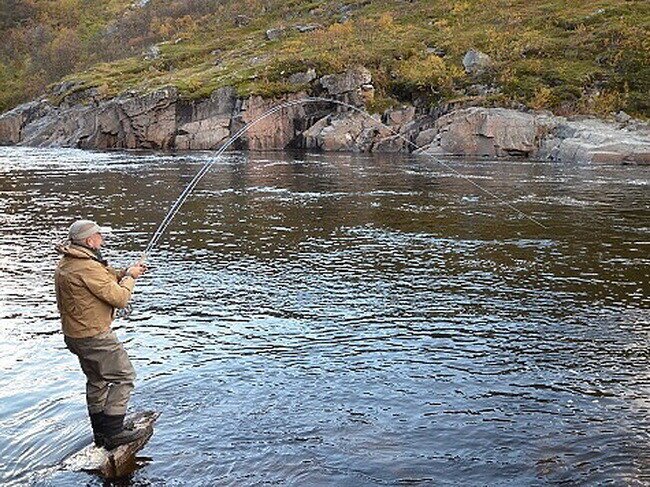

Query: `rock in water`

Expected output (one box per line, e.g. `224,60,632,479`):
427,107,548,157
62,411,160,479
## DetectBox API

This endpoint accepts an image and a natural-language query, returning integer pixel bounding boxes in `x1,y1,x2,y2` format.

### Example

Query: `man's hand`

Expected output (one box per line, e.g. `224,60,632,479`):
126,263,147,279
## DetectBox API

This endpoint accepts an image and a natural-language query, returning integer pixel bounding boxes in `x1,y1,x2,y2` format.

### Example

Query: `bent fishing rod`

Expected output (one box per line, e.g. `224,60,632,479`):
141,96,548,263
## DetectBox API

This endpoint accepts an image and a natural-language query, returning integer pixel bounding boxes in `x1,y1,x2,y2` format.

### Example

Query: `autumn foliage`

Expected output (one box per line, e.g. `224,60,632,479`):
0,0,648,118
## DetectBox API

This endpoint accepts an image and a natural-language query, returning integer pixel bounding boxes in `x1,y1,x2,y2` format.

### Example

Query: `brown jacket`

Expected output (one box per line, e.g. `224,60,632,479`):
55,244,135,338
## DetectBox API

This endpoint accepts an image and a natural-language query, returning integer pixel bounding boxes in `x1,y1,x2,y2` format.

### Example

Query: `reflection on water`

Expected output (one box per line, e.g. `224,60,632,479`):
0,147,648,486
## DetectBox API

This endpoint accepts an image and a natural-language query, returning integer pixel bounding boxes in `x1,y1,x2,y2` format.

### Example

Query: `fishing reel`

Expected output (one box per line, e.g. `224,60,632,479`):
116,303,133,319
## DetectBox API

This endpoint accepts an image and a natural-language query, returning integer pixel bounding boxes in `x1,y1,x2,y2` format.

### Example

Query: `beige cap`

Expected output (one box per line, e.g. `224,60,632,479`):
69,219,103,242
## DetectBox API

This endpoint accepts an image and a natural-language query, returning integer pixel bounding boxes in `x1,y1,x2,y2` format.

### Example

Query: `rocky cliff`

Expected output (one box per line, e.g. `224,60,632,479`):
1,67,648,164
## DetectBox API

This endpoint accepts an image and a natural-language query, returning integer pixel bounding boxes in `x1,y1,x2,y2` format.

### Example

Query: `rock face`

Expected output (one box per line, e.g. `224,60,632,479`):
538,119,650,164
318,66,374,106
422,108,552,157
416,107,650,164
1,88,179,149
0,100,52,145
236,92,310,150
96,88,178,149
303,112,382,152
175,87,237,150
0,66,648,164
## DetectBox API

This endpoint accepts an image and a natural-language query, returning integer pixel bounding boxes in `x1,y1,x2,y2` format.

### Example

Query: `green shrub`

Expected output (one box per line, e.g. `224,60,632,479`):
393,54,465,100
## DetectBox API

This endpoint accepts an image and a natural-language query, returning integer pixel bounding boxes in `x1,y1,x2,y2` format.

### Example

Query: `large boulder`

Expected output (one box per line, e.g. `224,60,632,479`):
372,106,417,153
538,119,650,164
174,117,231,150
302,111,374,151
462,49,493,76
414,127,438,148
302,111,390,152
0,110,26,144
319,67,374,106
384,106,416,127
425,107,552,157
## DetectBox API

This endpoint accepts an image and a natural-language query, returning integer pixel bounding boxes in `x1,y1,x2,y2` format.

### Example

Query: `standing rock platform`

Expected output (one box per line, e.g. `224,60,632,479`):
62,411,160,479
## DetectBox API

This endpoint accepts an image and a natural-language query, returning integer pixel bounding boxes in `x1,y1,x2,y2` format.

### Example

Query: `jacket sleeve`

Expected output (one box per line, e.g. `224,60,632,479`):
107,266,127,280
81,265,136,309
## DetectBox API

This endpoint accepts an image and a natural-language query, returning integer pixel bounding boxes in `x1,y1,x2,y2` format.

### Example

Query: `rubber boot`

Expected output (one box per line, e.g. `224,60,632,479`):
89,411,106,447
103,414,149,450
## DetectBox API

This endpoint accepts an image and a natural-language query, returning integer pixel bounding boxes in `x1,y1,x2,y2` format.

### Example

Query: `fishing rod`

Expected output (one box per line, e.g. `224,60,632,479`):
142,96,547,261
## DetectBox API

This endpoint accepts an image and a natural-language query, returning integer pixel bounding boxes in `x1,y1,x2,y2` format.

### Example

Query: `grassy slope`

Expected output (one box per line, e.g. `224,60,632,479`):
1,0,648,117
0,0,134,110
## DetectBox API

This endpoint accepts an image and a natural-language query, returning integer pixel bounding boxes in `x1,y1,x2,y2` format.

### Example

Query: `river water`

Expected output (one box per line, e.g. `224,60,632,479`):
0,146,648,486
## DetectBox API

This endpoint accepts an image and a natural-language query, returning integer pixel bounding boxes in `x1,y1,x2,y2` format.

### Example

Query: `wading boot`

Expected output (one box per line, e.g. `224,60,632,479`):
103,414,149,450
89,411,106,447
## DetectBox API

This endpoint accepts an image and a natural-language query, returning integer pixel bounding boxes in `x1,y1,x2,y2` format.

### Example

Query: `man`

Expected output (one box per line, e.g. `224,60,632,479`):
55,219,149,450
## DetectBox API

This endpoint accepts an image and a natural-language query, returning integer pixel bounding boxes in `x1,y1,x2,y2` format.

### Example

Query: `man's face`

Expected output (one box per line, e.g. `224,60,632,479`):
85,232,103,250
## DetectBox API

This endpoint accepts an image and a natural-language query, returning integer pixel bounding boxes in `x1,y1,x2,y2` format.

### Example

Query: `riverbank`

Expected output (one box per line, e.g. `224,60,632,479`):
1,67,648,164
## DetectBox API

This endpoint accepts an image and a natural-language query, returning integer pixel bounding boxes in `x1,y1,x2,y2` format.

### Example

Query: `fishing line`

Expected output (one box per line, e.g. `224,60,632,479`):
144,96,547,259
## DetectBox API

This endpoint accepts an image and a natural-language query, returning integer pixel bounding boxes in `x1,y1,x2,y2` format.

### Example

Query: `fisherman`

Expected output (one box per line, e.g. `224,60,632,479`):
55,219,149,450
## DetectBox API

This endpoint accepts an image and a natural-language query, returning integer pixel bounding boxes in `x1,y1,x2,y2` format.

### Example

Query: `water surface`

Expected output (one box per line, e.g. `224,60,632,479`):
0,147,648,485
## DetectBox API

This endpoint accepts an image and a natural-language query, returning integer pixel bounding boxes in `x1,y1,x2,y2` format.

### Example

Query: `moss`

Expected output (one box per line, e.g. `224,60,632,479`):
366,96,400,115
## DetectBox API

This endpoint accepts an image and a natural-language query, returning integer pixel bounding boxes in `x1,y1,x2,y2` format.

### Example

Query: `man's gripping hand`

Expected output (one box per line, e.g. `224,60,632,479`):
126,262,147,279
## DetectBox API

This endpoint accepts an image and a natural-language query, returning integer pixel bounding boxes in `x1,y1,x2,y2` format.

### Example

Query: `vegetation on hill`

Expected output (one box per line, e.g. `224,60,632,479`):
0,0,648,118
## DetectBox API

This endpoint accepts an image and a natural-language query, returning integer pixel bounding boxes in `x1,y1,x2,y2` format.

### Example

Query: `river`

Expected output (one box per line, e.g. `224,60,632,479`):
0,146,648,485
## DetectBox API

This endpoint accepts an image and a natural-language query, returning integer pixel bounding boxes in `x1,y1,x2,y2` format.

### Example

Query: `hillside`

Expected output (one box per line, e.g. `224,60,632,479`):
0,0,648,119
